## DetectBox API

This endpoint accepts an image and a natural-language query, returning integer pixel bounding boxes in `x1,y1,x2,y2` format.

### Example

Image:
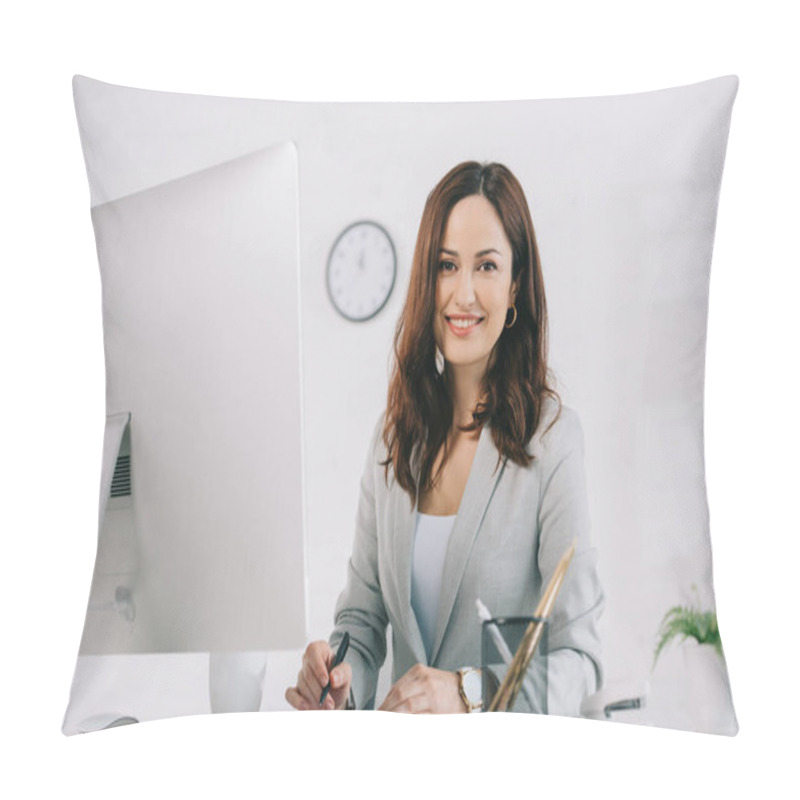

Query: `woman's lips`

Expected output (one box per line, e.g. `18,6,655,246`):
445,316,484,337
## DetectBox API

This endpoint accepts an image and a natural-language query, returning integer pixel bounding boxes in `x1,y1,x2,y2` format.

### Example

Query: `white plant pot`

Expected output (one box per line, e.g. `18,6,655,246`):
682,639,737,735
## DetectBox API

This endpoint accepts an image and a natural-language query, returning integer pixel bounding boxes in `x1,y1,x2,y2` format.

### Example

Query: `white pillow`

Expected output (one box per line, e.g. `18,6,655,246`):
64,74,739,735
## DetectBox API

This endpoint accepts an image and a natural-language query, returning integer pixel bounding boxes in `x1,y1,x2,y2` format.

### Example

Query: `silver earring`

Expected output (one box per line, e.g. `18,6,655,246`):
435,347,445,375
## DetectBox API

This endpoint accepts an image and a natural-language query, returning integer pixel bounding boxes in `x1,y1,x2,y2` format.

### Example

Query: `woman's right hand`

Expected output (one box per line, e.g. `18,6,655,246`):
285,640,352,710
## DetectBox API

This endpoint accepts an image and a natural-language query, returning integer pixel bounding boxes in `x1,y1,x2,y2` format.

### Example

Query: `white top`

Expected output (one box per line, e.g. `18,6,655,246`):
410,511,457,661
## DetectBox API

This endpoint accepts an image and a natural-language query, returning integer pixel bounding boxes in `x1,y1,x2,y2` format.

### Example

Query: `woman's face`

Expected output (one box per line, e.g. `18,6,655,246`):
434,194,517,377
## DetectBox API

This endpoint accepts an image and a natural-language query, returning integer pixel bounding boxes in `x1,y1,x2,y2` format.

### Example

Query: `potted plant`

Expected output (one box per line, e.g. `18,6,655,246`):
651,587,735,734
653,591,722,669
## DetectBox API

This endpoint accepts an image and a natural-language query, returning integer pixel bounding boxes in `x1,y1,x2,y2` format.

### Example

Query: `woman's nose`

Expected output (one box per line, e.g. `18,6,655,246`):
454,268,476,306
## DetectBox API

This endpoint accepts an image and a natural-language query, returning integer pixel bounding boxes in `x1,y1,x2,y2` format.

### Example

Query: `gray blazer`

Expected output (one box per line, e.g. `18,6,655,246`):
330,397,604,714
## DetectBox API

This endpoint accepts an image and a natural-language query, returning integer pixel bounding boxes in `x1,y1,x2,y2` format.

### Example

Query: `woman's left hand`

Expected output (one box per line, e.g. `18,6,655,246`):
378,664,466,713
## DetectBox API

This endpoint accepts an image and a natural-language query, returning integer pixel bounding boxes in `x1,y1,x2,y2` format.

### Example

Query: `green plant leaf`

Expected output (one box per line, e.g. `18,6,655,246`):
652,601,721,669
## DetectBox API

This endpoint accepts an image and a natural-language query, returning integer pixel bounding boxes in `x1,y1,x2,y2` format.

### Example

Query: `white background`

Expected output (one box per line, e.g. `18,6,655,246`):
1,0,797,796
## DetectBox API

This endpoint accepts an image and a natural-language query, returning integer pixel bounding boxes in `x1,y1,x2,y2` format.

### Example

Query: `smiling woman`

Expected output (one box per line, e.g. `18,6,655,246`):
435,195,517,376
386,161,560,496
286,161,603,715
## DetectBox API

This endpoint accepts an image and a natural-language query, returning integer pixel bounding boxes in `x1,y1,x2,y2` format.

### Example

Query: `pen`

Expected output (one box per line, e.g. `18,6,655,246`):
319,631,350,707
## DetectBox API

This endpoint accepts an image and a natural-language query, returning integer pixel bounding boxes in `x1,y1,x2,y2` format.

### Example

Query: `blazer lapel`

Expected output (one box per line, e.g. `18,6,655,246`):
392,472,428,664
429,423,506,665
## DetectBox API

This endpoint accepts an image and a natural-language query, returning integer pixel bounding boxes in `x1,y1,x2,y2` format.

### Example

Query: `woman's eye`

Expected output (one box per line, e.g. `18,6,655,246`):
439,260,456,272
479,261,497,272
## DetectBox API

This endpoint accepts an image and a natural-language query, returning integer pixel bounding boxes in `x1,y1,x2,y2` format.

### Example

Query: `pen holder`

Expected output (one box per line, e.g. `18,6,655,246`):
481,616,549,713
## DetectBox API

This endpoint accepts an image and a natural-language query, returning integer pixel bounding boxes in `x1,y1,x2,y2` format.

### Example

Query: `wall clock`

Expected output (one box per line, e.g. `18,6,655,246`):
326,220,396,322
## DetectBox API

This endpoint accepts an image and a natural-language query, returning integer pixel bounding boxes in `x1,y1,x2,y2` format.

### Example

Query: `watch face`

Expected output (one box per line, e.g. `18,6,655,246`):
463,668,483,707
326,221,396,322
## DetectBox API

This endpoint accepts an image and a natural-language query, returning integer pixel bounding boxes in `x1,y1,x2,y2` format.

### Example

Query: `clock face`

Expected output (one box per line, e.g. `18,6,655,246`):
326,221,396,322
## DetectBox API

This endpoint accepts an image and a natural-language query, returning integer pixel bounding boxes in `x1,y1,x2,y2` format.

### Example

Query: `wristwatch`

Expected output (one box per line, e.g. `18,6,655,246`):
457,667,483,712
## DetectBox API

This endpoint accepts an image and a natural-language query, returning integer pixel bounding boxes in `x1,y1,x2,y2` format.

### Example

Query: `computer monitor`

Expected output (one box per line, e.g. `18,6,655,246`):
78,142,306,654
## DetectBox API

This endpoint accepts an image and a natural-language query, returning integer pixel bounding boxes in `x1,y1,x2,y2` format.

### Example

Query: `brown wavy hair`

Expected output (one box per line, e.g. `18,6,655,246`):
381,161,561,500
